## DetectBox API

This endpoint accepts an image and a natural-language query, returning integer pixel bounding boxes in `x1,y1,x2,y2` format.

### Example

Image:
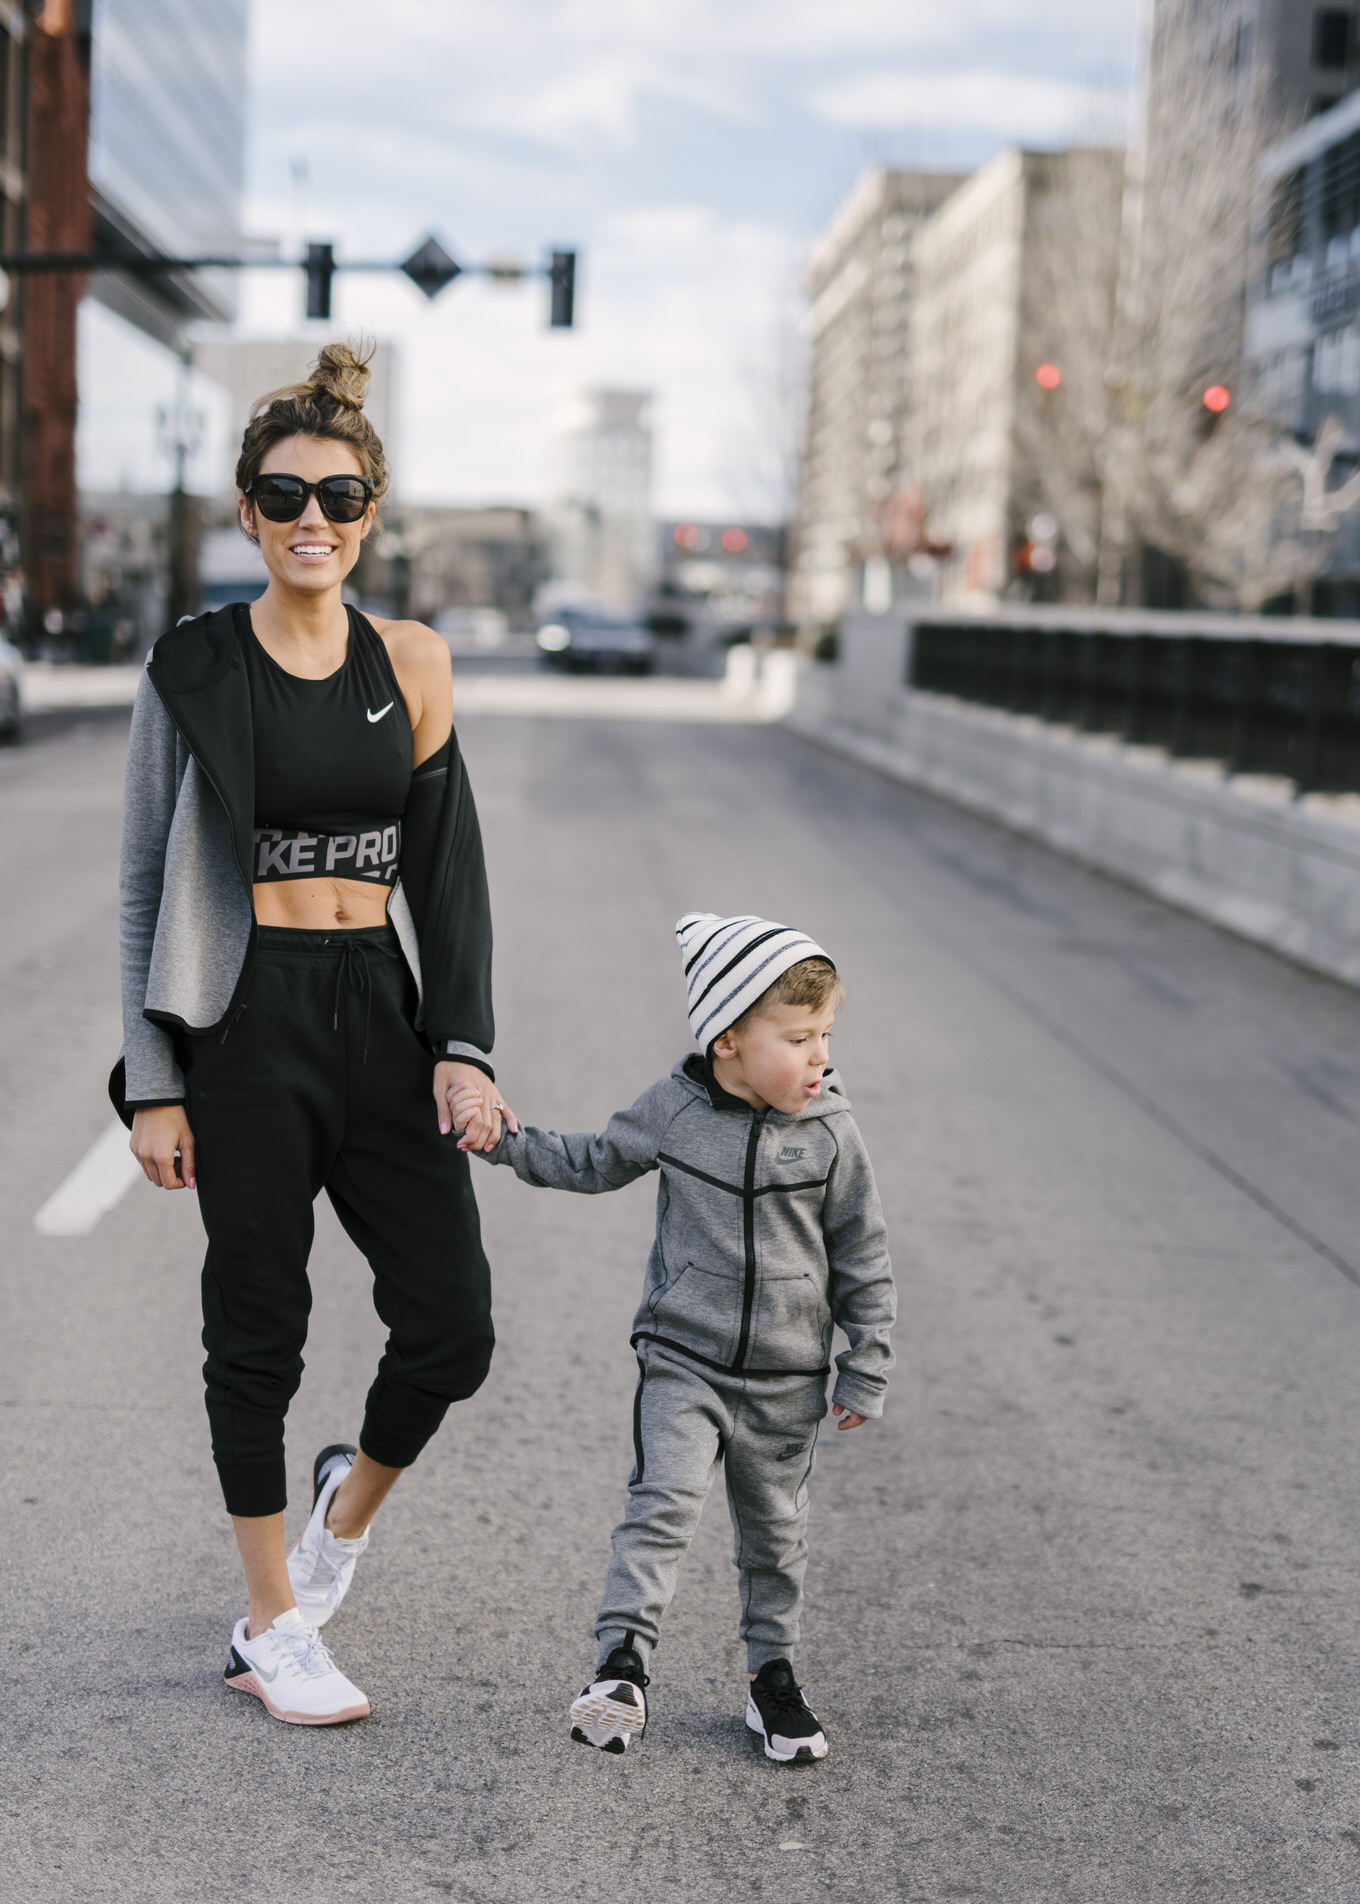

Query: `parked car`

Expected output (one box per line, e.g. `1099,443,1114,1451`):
536,607,656,674
0,631,21,741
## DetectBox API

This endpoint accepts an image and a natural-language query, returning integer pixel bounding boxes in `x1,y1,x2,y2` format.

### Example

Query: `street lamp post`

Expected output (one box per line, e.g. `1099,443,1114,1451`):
156,372,204,628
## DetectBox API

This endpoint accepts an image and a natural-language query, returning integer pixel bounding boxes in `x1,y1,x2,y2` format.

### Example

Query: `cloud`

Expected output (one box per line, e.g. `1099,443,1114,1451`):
304,0,1134,68
808,69,1129,143
464,53,751,151
249,2,1138,157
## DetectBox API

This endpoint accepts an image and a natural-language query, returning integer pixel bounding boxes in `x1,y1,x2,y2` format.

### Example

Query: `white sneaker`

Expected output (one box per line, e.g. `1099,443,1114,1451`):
286,1442,369,1629
223,1607,370,1725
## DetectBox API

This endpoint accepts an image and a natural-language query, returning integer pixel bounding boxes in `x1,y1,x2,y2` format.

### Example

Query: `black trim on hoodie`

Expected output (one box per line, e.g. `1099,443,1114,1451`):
682,1050,751,1113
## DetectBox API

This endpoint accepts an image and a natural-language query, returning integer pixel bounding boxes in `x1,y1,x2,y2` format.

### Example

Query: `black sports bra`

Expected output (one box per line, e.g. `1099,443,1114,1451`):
239,606,413,885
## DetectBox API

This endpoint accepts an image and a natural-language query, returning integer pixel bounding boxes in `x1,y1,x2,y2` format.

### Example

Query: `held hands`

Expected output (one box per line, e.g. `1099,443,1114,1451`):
435,1061,518,1152
130,1105,196,1190
832,1404,866,1432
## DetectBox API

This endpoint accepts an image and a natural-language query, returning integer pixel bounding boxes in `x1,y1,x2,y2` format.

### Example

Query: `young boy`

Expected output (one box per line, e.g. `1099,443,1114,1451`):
451,912,894,1762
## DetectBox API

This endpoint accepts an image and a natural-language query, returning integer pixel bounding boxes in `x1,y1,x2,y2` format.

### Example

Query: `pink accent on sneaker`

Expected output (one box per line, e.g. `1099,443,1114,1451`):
226,1669,370,1726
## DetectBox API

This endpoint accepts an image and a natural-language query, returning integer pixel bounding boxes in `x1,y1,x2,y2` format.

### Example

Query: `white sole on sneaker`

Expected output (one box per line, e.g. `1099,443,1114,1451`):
226,1666,370,1726
746,1700,827,1762
570,1685,647,1752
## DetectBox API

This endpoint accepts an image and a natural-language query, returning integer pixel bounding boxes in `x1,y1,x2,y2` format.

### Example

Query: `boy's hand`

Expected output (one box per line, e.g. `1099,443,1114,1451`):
447,1082,484,1146
832,1404,866,1432
435,1062,518,1151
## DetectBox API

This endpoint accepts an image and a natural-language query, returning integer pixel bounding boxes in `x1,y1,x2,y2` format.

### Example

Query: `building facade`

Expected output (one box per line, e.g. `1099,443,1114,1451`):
1249,86,1360,442
1247,86,1360,610
0,3,25,574
86,0,248,350
1231,0,1360,119
790,167,963,627
546,387,653,612
388,506,547,628
1102,0,1360,607
912,147,1124,604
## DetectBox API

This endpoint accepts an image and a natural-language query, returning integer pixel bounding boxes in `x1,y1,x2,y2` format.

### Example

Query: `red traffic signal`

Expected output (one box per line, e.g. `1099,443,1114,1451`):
1035,363,1062,390
1203,384,1230,413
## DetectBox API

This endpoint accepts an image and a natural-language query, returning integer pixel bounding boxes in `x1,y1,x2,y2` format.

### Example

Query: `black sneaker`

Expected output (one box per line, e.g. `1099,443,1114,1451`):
569,1646,650,1754
746,1659,828,1762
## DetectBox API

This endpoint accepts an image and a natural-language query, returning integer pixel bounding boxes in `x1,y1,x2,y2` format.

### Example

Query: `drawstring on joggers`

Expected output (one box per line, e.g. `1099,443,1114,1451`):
326,936,400,1063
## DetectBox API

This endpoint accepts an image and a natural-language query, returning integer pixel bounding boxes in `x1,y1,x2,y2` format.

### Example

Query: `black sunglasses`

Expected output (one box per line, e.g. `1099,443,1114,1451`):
249,473,374,524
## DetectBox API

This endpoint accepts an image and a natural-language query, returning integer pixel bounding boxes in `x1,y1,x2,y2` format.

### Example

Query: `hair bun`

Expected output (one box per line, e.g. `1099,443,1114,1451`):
308,340,371,412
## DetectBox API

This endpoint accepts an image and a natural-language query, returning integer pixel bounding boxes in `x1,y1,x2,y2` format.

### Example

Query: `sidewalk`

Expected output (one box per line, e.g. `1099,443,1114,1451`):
16,649,803,724
18,661,143,712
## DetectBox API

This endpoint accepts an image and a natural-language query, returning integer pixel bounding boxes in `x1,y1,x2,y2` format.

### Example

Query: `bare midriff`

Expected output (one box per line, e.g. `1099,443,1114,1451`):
253,878,393,930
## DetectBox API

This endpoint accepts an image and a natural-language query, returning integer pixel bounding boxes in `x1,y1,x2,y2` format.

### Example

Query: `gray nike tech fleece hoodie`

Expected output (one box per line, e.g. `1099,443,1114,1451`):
482,1056,895,1419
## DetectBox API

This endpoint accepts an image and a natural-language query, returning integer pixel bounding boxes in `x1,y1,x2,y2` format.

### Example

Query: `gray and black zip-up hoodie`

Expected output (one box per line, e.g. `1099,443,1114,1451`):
485,1055,895,1418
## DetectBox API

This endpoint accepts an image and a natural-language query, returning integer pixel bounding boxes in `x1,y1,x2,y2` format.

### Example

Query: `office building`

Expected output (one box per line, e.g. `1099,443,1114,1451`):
1103,1,1360,604
87,0,248,350
790,167,963,626
0,3,25,575
16,0,247,635
912,147,1124,603
1247,86,1360,609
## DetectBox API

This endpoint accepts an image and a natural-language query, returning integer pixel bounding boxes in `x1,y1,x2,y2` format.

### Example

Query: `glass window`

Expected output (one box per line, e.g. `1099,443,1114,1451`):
1314,8,1352,69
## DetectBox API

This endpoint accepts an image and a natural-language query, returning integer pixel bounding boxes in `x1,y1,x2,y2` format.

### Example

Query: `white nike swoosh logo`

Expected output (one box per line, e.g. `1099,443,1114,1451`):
254,1659,280,1682
367,702,394,723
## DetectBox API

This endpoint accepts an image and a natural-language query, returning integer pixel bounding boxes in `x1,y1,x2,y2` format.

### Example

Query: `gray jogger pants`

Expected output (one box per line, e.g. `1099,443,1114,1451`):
594,1346,828,1673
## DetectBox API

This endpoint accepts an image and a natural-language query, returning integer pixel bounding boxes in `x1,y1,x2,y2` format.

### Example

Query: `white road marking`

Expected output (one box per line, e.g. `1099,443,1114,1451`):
34,1119,145,1236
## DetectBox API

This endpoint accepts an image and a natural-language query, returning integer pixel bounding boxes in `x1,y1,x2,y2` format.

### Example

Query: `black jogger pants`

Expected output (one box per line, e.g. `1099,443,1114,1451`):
183,924,494,1517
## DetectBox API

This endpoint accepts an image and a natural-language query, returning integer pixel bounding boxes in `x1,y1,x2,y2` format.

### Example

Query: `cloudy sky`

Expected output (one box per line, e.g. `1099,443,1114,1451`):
78,0,1140,518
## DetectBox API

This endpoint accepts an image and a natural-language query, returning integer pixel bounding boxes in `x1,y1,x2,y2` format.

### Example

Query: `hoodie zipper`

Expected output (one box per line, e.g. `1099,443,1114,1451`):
732,1108,766,1370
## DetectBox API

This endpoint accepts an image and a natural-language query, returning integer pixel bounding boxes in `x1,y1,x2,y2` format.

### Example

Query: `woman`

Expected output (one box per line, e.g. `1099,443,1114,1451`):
113,342,513,1726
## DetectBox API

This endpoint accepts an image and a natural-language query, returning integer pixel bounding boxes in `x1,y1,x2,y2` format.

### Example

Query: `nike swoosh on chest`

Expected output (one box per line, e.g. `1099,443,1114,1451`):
367,702,394,723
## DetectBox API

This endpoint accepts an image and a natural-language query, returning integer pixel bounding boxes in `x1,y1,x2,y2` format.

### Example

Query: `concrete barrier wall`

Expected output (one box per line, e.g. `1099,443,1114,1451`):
787,629,1360,989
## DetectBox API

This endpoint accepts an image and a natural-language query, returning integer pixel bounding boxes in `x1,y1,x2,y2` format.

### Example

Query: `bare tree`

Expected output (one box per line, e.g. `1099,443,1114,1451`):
723,294,808,531
1008,147,1127,601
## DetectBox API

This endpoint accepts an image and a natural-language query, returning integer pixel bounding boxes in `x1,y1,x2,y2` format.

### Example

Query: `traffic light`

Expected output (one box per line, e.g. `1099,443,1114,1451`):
305,242,335,320
550,250,576,328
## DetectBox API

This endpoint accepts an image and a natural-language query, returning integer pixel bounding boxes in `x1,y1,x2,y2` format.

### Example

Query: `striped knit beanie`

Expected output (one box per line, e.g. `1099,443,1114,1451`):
677,912,834,1049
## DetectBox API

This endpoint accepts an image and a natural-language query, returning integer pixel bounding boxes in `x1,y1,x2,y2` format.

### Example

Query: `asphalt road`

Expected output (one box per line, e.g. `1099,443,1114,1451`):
4,701,1360,1903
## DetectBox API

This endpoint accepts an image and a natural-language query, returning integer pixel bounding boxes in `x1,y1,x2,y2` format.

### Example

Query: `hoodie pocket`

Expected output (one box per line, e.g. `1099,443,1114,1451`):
750,1269,831,1369
651,1262,739,1367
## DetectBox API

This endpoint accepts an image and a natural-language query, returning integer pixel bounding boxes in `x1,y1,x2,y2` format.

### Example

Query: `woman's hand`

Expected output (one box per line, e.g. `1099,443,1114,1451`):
832,1404,866,1432
130,1105,196,1190
435,1061,517,1151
